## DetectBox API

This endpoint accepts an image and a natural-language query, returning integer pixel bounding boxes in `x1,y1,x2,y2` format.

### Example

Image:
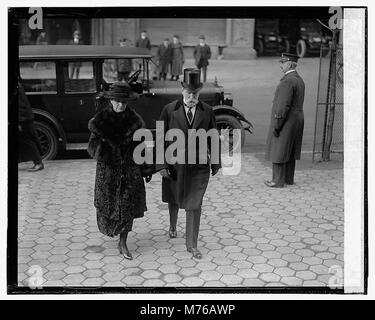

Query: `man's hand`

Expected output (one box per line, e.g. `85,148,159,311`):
18,124,22,132
273,128,280,137
159,169,169,178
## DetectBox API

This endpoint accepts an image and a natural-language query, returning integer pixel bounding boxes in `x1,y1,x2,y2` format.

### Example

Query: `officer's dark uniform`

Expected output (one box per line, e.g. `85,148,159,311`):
265,53,305,187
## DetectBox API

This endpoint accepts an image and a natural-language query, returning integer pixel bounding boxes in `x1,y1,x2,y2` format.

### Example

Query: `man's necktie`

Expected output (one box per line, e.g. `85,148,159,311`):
187,107,193,124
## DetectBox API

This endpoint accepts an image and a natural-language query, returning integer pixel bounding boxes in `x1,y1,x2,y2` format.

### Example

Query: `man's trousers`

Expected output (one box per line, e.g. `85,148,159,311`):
272,159,296,187
168,203,201,249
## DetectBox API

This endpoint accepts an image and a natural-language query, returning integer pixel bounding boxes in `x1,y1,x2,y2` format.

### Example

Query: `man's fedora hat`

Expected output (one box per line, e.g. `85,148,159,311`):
280,53,299,62
103,82,139,102
181,68,203,92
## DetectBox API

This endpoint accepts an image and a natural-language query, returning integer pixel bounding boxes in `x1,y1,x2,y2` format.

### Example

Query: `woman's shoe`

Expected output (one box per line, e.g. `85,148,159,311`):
28,163,44,172
118,243,133,260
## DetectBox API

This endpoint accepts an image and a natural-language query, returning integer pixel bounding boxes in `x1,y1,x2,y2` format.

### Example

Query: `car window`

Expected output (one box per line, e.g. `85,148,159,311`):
103,58,134,83
63,61,96,93
19,61,57,93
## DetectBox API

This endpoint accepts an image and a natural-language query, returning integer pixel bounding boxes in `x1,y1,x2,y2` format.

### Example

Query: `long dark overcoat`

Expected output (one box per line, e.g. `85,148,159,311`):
87,105,147,237
193,44,211,68
156,43,172,74
170,43,185,76
265,71,305,163
159,99,221,211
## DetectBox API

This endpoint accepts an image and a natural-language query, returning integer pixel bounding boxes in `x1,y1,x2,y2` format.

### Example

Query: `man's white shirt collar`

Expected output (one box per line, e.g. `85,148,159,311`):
285,69,296,75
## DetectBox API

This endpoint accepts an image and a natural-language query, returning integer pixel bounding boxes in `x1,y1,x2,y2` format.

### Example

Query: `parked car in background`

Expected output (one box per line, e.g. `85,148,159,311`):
18,45,253,160
280,18,331,58
254,19,290,57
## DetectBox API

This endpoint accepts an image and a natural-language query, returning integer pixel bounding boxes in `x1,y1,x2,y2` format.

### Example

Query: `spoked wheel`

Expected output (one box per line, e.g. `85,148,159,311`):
34,121,59,160
215,114,245,155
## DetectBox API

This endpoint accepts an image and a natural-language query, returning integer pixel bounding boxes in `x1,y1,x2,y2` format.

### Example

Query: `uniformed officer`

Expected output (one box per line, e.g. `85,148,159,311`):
265,53,305,188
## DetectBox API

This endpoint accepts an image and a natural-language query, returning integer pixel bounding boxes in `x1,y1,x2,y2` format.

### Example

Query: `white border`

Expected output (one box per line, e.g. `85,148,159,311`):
1,0,373,300
343,8,365,294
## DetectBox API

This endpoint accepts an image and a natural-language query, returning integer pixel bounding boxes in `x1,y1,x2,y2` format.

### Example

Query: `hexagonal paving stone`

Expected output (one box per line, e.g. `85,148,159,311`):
81,277,106,286
139,261,161,270
274,267,295,277
296,271,317,280
63,274,85,285
159,264,181,274
243,278,265,287
221,274,243,285
281,276,303,286
199,270,222,281
179,268,200,277
302,256,323,266
252,263,274,273
289,262,309,271
83,269,104,279
282,253,302,263
163,274,182,283
64,266,86,274
181,277,204,286
216,265,238,275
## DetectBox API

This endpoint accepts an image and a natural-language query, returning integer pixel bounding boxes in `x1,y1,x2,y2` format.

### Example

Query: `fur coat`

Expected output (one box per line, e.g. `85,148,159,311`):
87,105,147,237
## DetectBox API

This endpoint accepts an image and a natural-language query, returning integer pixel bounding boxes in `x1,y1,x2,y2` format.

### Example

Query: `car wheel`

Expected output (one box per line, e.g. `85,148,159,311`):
296,39,307,58
215,114,245,155
34,121,59,160
256,39,264,57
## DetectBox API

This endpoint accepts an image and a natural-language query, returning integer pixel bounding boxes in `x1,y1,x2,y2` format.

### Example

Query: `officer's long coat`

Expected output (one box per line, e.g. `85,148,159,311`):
265,71,305,163
159,99,221,211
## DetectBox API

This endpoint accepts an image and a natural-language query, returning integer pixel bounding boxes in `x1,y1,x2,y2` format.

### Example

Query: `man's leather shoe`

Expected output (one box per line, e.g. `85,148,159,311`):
169,227,177,238
28,163,44,172
187,248,202,259
264,180,284,188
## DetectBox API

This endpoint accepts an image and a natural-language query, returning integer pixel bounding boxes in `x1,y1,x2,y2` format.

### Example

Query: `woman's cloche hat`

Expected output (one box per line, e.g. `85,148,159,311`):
103,81,139,102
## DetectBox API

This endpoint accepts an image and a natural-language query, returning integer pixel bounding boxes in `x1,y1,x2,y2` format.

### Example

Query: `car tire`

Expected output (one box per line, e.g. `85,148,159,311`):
34,121,59,160
256,39,264,57
296,39,307,58
215,114,245,154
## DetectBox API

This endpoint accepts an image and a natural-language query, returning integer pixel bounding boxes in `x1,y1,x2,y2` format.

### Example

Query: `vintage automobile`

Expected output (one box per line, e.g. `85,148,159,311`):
19,45,253,160
280,19,331,58
254,19,290,57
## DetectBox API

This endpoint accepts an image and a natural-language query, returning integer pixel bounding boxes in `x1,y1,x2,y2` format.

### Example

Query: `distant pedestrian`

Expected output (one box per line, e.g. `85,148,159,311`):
156,38,172,80
265,53,305,188
69,30,83,78
193,35,211,82
18,81,44,171
36,30,48,45
117,38,133,81
170,35,185,81
135,30,152,50
87,82,147,260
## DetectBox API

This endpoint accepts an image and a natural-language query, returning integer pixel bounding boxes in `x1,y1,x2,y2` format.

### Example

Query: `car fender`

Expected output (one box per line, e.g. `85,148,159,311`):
32,108,67,148
213,105,254,134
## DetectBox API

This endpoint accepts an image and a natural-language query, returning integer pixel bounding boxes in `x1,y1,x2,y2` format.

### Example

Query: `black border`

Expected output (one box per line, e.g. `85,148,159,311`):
8,6,368,295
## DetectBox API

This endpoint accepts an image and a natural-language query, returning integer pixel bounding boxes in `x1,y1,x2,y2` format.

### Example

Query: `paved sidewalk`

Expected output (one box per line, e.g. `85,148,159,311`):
17,154,344,288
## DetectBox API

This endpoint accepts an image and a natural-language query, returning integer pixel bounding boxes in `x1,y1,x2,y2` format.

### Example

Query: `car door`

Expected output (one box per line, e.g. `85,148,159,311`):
60,60,97,142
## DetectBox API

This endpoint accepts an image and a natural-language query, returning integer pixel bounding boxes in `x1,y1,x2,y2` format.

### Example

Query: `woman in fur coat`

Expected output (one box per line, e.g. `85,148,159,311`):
87,82,147,260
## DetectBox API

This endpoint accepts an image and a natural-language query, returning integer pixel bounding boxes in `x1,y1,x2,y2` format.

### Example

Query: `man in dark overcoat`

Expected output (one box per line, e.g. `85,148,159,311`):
159,69,221,259
265,53,305,188
156,38,172,80
193,35,211,82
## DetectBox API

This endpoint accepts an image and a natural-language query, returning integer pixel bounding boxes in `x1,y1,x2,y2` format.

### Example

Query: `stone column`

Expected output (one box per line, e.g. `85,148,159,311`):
223,18,256,59
115,19,137,46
